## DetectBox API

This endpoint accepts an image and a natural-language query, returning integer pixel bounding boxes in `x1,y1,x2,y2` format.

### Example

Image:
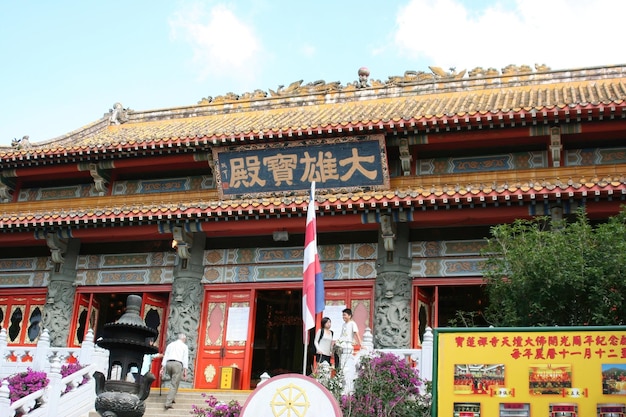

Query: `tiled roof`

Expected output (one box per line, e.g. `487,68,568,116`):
2,64,626,160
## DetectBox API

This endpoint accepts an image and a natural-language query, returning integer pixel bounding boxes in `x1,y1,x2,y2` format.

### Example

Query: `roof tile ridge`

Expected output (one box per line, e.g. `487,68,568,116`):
0,117,110,153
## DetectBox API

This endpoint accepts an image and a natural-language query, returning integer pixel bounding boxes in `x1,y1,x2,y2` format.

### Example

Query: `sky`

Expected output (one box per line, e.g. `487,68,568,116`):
1,0,625,147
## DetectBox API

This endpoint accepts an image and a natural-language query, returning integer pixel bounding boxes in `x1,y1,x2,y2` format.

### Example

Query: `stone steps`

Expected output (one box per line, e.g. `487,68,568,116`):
143,388,250,417
85,388,250,417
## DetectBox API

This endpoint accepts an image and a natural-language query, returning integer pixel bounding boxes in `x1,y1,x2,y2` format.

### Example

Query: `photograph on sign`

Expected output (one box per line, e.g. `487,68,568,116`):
453,364,505,395
602,363,626,395
528,363,572,395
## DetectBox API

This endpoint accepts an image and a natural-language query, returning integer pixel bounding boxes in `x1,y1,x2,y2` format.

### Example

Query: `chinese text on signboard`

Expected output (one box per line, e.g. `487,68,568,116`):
213,136,388,197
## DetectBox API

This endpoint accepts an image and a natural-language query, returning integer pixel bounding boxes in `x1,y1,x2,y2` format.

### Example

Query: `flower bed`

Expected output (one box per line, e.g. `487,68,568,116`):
191,393,242,417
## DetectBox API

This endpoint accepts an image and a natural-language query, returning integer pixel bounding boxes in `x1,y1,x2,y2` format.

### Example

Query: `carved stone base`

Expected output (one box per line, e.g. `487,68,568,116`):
95,390,146,417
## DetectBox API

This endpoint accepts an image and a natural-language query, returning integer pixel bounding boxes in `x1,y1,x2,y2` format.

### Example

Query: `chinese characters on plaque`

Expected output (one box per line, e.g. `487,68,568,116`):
213,136,389,197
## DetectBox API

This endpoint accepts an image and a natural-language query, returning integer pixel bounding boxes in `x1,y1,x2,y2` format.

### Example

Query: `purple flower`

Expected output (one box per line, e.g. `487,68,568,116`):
60,361,89,394
2,368,49,403
190,394,241,417
341,352,431,417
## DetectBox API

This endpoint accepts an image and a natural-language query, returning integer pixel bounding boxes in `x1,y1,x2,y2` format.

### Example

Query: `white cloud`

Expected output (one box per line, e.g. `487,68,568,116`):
394,0,626,72
169,2,263,83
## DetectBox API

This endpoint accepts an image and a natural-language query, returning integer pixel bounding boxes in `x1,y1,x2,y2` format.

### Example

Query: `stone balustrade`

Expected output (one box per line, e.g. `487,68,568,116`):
0,327,109,417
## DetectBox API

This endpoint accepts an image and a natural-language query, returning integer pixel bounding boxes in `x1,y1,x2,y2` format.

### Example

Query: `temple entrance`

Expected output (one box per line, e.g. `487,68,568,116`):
251,289,304,387
71,291,169,344
70,290,169,385
436,285,488,327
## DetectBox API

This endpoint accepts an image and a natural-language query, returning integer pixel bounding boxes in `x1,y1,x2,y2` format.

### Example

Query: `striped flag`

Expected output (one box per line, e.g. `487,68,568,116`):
302,182,324,343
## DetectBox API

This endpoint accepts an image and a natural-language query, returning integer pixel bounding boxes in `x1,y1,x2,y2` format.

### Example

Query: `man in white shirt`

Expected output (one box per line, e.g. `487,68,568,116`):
161,333,189,410
336,308,362,369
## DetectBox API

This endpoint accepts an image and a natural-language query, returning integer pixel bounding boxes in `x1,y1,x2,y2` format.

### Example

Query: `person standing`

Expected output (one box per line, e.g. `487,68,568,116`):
314,317,334,364
340,308,362,346
336,308,362,369
161,333,189,410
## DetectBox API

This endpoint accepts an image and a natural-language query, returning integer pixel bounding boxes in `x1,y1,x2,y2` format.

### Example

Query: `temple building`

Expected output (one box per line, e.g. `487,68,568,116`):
1,63,625,389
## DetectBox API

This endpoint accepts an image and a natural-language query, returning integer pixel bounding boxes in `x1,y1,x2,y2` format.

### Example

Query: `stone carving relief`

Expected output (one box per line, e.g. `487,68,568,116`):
167,277,202,382
374,271,411,349
42,280,75,346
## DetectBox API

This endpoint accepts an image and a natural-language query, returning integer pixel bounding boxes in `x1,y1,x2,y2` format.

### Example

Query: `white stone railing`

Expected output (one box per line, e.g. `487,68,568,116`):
0,328,109,417
338,326,434,394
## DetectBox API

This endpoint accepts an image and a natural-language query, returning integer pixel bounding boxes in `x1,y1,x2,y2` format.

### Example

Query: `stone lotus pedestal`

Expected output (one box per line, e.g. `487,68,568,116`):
93,294,158,417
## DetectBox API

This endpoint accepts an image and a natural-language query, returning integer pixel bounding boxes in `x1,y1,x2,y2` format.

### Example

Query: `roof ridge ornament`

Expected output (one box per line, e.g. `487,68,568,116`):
108,102,130,125
194,63,557,105
356,66,370,89
11,135,31,150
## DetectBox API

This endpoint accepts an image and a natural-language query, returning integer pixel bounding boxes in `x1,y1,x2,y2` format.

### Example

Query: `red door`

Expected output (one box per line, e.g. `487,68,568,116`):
141,293,169,385
69,293,100,347
195,289,253,389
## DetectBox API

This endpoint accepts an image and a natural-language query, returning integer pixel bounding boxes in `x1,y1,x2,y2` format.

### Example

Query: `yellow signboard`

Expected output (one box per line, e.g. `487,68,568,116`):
434,327,626,416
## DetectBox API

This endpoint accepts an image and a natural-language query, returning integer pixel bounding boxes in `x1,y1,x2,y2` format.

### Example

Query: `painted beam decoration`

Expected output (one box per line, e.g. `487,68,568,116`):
213,135,389,198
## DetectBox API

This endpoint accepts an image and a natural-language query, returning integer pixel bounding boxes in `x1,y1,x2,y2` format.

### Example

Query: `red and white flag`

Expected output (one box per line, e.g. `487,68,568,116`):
302,182,324,343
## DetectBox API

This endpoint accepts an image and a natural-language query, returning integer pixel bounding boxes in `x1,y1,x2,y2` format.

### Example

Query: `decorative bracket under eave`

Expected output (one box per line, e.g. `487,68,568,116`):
172,226,193,259
194,152,216,176
380,214,396,253
0,177,14,202
399,138,412,176
0,170,17,202
78,162,113,194
45,232,68,264
549,126,562,167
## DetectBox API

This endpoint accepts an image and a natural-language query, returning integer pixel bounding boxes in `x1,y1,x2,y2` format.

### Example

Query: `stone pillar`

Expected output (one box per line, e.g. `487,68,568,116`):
42,237,80,347
167,231,205,386
374,214,412,349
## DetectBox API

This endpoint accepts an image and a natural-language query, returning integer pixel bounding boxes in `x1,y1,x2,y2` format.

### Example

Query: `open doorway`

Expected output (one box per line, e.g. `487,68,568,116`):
251,289,305,386
436,285,489,327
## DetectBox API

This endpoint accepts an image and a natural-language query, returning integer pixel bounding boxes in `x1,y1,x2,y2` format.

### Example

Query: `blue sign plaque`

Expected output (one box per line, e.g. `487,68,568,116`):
213,136,389,197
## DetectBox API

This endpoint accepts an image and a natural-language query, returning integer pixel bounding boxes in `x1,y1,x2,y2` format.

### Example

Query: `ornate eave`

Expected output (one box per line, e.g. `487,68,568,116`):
1,168,624,232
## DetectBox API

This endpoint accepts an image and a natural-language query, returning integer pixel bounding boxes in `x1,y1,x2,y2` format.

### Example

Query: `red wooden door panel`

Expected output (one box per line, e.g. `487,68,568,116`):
196,290,252,389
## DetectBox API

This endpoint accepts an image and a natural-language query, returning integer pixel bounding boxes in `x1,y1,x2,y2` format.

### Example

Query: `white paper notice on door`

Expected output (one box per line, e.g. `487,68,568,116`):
225,306,250,342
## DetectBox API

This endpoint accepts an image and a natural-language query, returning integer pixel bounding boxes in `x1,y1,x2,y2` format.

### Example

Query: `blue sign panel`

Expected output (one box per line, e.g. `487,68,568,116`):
214,136,388,197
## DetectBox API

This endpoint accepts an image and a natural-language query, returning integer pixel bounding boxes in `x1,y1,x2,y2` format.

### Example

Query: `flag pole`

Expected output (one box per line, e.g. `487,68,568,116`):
302,333,309,375
302,181,323,375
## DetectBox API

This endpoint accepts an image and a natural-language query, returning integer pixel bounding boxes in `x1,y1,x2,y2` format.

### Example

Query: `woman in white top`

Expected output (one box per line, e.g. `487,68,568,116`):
314,317,334,364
